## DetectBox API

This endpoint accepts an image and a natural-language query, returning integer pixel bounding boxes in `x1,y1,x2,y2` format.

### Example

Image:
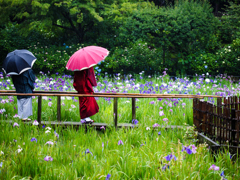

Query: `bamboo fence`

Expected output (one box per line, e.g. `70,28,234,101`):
193,97,240,148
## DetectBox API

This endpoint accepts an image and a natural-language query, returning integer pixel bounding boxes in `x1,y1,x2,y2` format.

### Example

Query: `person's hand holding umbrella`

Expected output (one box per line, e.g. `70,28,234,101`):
66,46,109,123
3,49,36,121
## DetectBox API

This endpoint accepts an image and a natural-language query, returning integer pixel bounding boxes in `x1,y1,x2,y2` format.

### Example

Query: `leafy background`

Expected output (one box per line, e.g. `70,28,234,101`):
0,0,239,76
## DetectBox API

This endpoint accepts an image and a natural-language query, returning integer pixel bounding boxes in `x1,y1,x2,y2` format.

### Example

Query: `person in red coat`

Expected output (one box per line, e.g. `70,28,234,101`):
73,67,99,122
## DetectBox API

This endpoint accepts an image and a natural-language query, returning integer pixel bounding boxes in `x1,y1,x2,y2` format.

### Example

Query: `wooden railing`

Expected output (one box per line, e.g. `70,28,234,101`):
193,97,240,148
0,90,221,128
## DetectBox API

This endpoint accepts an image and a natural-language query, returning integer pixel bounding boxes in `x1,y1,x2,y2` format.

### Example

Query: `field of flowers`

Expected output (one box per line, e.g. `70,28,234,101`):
0,71,239,179
0,71,239,125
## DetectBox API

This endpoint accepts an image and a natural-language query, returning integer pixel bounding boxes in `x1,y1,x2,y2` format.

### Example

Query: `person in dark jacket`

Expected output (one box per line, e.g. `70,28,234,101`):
11,69,35,121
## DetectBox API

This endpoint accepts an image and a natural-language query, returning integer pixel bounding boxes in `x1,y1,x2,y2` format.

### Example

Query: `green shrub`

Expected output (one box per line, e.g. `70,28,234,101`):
116,0,220,76
100,40,163,75
0,23,62,67
183,38,240,76
28,43,82,74
220,2,240,40
215,38,240,75
0,24,30,64
178,51,219,75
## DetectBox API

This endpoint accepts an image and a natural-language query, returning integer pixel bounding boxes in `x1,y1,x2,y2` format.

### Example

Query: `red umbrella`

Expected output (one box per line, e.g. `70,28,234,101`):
66,46,109,71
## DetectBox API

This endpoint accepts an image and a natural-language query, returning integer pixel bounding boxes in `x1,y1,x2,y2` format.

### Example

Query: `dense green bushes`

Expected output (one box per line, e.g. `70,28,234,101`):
0,23,63,67
100,40,163,75
28,43,80,74
215,38,240,75
101,0,222,75
0,0,240,76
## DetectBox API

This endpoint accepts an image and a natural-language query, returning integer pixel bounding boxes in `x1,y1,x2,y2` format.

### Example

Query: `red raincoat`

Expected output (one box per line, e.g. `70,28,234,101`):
73,67,99,119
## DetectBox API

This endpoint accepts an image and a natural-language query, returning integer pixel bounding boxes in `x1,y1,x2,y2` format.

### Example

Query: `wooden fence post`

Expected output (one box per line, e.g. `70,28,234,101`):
217,97,222,144
114,98,118,129
212,104,217,141
224,97,227,144
234,96,237,110
208,102,213,137
202,101,207,134
236,111,240,147
132,98,136,121
57,96,61,121
37,96,42,124
235,96,238,110
231,108,237,146
196,99,201,131
199,100,203,133
193,98,196,126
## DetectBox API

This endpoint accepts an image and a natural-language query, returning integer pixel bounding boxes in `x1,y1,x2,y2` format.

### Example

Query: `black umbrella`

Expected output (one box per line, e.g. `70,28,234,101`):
2,49,37,75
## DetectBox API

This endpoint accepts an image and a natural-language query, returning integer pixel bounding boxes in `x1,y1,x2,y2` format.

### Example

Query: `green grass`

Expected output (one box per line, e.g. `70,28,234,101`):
0,74,239,179
0,122,239,179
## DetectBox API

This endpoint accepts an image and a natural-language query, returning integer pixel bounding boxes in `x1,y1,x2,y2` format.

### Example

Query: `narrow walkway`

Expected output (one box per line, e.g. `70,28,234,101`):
1,120,185,129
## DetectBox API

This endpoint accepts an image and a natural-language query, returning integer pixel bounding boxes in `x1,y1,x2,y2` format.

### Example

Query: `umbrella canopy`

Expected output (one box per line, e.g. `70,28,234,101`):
2,49,37,75
66,46,109,71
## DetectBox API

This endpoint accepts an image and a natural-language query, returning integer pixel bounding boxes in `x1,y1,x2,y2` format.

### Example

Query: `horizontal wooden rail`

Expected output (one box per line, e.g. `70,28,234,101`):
0,90,221,98
0,93,207,98
0,91,221,128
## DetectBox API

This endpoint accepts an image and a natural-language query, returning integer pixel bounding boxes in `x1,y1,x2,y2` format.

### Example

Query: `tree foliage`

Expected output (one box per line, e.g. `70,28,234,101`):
116,0,220,75
0,0,129,43
0,0,239,76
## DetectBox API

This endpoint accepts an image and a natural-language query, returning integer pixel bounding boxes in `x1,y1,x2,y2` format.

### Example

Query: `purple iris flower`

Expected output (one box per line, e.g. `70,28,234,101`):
100,126,105,130
85,149,93,156
227,153,232,159
165,154,177,161
162,164,169,171
149,101,155,104
132,119,138,125
118,140,124,145
45,141,54,145
185,147,192,154
31,137,37,142
158,131,161,135
159,111,164,116
13,122,19,127
42,124,46,128
209,164,219,171
220,171,227,180
81,119,86,124
54,131,59,139
153,123,160,127
106,174,111,180
44,156,53,161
